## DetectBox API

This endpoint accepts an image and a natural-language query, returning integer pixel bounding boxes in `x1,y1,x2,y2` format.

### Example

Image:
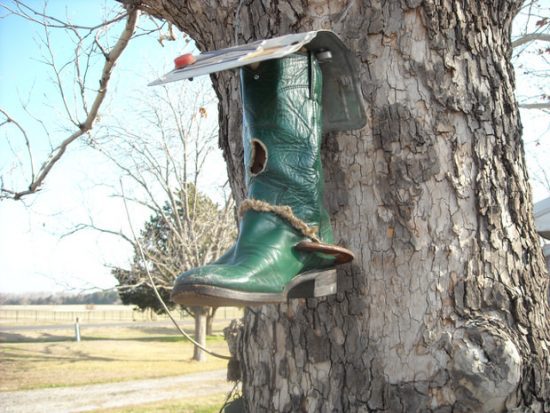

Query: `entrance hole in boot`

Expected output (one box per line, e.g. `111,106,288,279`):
250,139,268,176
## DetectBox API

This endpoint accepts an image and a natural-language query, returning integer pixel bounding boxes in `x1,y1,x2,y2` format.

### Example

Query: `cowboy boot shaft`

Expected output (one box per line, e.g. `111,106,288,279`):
241,54,324,227
171,53,355,306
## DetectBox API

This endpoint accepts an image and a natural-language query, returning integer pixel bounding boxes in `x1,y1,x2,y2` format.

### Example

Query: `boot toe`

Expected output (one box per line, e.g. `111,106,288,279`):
171,263,286,306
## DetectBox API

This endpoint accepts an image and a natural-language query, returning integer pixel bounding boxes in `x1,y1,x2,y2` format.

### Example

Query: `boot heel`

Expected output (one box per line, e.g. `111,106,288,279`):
287,269,337,299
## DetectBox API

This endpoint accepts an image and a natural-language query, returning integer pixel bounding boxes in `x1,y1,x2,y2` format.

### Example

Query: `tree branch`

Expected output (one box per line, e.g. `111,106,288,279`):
1,7,139,201
512,33,550,48
61,222,135,247
1,1,129,31
519,102,550,110
0,109,35,181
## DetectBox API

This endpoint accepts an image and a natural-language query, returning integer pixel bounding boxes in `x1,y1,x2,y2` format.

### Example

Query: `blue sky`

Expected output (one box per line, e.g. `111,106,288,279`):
0,1,548,294
0,1,224,294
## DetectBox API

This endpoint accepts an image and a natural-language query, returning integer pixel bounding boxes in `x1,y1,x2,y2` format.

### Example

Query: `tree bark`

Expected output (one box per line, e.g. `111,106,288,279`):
137,0,550,411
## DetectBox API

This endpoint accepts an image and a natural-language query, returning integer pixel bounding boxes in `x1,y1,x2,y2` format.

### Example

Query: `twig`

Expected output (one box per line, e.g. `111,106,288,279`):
1,1,128,31
61,222,134,246
0,109,35,181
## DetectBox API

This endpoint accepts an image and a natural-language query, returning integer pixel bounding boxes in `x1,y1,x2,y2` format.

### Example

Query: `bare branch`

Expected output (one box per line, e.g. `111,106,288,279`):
2,8,140,200
42,23,78,126
0,109,35,181
519,102,550,110
0,1,128,31
61,222,135,246
512,33,550,48
96,78,236,312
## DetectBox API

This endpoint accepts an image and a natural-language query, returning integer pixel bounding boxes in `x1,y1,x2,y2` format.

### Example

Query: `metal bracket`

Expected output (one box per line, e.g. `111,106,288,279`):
149,31,366,132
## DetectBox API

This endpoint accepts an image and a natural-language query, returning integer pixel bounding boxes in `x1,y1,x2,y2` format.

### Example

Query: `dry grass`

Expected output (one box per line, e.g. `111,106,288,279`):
0,325,230,391
89,393,227,413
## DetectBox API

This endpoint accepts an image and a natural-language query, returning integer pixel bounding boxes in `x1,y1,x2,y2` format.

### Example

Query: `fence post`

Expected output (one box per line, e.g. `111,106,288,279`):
75,317,81,342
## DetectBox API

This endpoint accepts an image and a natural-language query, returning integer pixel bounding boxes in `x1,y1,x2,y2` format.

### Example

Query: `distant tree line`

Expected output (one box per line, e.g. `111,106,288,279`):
0,290,121,305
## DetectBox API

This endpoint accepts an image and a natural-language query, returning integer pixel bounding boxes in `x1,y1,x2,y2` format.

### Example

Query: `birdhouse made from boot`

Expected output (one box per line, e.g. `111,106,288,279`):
150,31,366,307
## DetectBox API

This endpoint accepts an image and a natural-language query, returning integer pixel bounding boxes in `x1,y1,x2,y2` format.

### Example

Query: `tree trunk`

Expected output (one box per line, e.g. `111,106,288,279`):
193,306,207,362
138,0,550,411
206,307,218,336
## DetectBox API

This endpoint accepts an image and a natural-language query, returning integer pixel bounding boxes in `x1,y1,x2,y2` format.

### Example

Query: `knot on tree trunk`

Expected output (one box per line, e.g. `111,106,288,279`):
447,319,522,412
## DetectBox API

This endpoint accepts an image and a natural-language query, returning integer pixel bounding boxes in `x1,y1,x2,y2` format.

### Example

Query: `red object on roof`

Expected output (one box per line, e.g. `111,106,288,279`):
174,53,196,69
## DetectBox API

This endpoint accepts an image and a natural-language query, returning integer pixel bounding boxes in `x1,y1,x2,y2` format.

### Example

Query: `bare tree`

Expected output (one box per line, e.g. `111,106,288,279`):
0,1,142,200
0,0,234,360
111,185,235,361
86,80,236,361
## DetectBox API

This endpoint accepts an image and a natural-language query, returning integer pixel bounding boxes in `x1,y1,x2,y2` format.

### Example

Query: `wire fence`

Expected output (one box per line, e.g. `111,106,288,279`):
0,305,243,323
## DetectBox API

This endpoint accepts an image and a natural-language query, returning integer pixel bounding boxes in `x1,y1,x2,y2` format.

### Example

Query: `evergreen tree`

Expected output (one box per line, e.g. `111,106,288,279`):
113,183,235,312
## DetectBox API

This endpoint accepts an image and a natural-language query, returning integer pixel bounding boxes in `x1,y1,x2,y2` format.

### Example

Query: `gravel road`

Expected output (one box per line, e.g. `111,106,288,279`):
0,369,230,413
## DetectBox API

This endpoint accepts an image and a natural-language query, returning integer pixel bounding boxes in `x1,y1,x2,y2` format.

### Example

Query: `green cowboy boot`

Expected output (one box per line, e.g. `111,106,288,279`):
171,53,353,307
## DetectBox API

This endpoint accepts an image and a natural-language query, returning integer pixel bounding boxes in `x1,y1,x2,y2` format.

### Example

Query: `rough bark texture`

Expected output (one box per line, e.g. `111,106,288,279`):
137,0,550,411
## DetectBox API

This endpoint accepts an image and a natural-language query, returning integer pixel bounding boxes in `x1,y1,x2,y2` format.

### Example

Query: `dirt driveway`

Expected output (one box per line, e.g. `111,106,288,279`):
0,369,230,413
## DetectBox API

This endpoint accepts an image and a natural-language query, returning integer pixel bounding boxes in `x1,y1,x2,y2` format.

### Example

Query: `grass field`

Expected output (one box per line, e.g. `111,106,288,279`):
90,393,228,413
0,324,230,391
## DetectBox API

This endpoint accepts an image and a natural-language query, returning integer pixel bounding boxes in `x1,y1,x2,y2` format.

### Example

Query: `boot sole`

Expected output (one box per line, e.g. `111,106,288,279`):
171,268,337,307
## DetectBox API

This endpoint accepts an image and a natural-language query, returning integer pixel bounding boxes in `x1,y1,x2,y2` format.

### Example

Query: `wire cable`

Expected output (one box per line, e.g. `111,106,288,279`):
121,182,232,360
